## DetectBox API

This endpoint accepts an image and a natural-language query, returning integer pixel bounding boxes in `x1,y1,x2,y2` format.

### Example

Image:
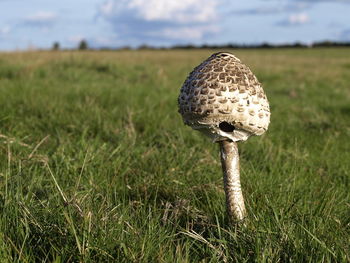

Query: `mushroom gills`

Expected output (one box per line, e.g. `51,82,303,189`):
214,128,252,142
191,122,253,142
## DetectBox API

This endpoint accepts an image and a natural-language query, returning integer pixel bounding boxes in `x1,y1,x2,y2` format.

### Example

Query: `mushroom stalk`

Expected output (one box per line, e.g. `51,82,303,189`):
219,140,246,221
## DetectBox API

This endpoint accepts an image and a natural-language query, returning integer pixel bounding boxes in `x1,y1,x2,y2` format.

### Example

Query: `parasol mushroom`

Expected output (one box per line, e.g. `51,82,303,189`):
178,52,270,222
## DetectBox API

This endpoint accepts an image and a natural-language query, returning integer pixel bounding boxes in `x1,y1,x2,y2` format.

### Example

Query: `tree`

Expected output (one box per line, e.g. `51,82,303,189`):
52,42,60,51
78,40,88,50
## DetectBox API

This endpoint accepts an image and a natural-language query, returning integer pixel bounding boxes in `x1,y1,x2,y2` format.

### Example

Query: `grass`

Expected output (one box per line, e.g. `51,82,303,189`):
0,48,349,262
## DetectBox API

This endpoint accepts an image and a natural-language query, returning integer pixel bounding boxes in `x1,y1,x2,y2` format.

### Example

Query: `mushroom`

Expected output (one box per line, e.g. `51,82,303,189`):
178,52,270,222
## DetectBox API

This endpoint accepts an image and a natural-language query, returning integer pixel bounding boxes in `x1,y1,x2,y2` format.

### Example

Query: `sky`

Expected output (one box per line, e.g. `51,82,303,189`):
0,0,350,51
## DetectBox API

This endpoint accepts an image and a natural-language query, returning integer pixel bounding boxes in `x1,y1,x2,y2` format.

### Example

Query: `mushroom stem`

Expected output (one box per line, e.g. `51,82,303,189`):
219,140,246,222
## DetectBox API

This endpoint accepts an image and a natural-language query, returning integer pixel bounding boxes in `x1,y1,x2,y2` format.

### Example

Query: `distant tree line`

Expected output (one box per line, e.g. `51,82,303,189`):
51,39,88,51
51,40,350,51
160,41,350,49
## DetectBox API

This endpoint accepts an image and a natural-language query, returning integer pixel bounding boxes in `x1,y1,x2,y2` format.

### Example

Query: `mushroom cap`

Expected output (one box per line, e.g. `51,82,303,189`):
178,52,270,142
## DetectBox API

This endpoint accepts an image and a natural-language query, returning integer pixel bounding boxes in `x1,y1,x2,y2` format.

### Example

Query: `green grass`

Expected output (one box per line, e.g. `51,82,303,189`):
0,48,349,262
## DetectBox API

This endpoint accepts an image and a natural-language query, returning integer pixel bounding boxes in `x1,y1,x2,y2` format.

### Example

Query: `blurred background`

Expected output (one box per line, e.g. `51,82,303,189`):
1,0,350,51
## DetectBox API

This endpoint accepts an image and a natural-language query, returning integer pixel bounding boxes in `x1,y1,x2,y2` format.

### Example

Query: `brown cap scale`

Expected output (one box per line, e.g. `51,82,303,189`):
178,52,270,222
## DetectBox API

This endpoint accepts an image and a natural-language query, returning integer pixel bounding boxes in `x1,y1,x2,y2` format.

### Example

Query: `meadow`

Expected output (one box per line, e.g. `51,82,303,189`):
0,48,349,262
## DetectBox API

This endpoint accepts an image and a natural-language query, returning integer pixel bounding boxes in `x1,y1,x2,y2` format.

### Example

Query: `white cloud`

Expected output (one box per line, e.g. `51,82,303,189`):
277,13,310,26
0,26,10,34
99,0,115,16
288,13,309,25
100,0,217,23
97,0,221,46
154,25,219,40
24,11,57,27
126,0,216,23
232,2,311,15
0,26,10,40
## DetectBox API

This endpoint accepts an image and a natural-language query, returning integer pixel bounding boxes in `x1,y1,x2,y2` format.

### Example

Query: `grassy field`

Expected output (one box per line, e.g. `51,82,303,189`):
0,48,349,262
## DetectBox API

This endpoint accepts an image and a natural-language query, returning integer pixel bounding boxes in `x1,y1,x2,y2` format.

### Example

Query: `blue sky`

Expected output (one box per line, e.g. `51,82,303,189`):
0,0,350,50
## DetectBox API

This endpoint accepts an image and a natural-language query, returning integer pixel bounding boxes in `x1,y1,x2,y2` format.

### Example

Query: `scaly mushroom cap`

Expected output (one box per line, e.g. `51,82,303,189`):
178,52,270,142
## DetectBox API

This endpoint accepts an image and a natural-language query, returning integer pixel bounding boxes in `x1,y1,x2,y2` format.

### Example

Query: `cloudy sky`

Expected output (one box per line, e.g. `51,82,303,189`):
0,0,350,50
